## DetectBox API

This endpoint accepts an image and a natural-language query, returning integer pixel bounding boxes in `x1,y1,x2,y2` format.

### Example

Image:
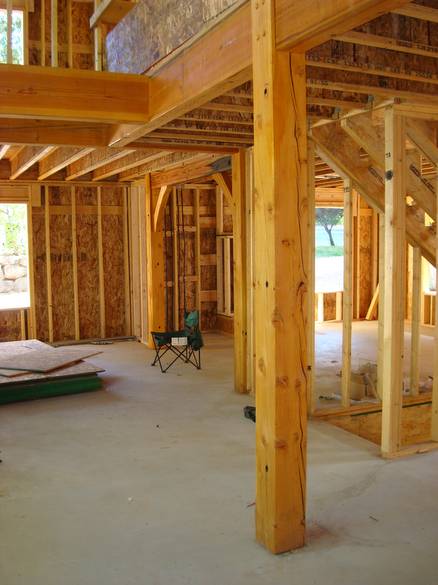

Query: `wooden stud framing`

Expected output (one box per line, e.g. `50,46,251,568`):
342,179,353,408
232,150,248,393
307,140,316,414
123,186,131,336
432,173,438,441
40,0,46,66
44,185,54,343
97,186,106,338
381,108,406,458
252,0,307,553
71,185,80,340
26,194,37,338
377,212,385,401
410,246,421,396
51,0,58,67
145,173,166,346
194,189,201,312
6,0,12,64
172,188,179,329
223,236,231,316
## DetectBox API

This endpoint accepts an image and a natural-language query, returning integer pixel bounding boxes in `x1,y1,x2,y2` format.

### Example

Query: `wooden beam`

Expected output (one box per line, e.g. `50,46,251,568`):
0,65,149,124
393,4,438,23
10,145,56,179
145,174,166,346
38,147,94,180
137,140,238,154
342,179,353,408
252,0,307,554
312,123,436,265
90,0,136,28
232,149,248,393
0,144,11,159
213,172,233,204
0,119,113,147
381,108,406,458
44,185,54,343
65,148,135,180
275,0,413,51
153,185,172,232
92,150,169,181
405,118,438,166
333,31,438,59
108,3,252,147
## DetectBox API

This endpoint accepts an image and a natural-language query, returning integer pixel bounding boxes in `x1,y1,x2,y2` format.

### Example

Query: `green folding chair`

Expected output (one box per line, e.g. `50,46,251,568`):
151,310,203,373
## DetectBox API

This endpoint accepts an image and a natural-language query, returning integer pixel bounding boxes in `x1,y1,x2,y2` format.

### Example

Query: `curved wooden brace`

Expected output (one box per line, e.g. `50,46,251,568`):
153,184,172,231
212,172,233,204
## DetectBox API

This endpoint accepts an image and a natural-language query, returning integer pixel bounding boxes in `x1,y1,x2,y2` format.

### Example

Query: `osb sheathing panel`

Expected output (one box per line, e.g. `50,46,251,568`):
328,402,432,447
49,186,75,341
323,292,337,321
0,311,22,341
32,209,49,341
106,0,240,74
76,206,100,340
103,213,125,338
215,313,233,335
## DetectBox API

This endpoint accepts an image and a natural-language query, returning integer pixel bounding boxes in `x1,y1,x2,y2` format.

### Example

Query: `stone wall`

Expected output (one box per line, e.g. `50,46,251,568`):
0,255,28,294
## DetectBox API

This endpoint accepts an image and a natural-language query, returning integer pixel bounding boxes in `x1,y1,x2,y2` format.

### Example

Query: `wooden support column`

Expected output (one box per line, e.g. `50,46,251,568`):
381,108,406,458
97,186,106,338
51,0,58,67
252,0,308,554
44,185,54,343
123,186,131,336
71,185,80,340
232,149,248,393
342,179,353,408
432,172,438,441
172,188,179,329
410,246,421,395
307,140,315,414
377,212,385,400
145,173,166,347
6,0,12,64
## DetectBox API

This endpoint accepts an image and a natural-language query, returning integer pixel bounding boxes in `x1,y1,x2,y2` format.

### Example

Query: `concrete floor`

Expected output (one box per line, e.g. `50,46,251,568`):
315,320,435,403
1,332,438,585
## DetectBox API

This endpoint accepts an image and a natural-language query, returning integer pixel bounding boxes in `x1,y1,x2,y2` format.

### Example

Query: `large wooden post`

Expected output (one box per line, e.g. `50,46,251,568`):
432,173,438,441
145,173,166,347
381,108,406,457
252,0,308,553
232,149,248,393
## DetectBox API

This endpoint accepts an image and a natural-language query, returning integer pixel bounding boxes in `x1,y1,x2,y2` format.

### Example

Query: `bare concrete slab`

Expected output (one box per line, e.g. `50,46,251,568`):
0,334,437,585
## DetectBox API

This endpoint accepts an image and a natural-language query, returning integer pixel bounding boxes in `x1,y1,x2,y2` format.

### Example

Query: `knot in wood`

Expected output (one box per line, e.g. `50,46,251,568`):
258,357,266,375
271,308,283,326
276,375,289,388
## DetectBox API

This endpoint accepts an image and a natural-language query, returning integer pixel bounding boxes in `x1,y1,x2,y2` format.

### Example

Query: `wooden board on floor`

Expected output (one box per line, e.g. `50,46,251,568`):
0,361,104,385
0,346,102,373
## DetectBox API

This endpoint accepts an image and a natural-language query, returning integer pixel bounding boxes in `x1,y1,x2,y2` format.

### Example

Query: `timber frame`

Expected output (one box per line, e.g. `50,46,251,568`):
1,0,438,557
